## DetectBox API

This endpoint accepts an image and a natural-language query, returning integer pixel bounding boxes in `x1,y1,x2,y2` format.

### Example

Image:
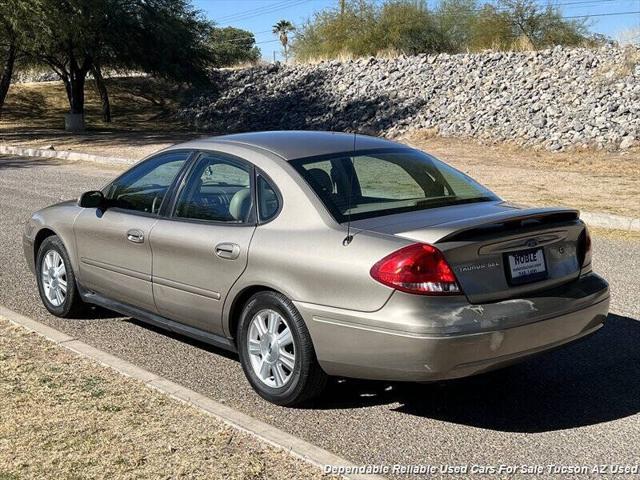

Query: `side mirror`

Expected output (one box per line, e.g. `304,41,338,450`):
78,190,105,209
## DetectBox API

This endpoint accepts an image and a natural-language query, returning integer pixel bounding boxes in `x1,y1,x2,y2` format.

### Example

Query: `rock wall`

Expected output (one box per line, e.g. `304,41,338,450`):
179,46,640,151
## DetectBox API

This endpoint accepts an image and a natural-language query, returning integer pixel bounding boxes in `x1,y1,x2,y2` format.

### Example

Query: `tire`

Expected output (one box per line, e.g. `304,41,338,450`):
36,235,85,318
237,291,327,406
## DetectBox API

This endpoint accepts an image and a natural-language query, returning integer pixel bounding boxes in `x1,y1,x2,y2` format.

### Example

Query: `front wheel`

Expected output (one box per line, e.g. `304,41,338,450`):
36,235,85,317
237,291,327,406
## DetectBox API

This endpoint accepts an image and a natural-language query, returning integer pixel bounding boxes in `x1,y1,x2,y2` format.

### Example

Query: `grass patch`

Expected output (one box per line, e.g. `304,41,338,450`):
0,472,20,480
0,318,331,480
80,376,107,399
1,77,190,132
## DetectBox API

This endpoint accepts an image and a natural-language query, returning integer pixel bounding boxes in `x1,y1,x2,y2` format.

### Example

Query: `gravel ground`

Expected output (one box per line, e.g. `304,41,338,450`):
1,154,639,478
0,319,331,480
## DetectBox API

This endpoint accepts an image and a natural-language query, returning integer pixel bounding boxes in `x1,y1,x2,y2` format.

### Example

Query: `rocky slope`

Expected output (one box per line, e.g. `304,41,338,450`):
179,46,640,151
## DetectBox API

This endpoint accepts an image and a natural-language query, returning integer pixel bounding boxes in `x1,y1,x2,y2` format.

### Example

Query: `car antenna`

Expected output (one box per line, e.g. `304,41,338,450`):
342,132,356,246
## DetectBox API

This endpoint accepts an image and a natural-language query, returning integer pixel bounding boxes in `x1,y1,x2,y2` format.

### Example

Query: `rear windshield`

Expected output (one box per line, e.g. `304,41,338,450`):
291,148,498,222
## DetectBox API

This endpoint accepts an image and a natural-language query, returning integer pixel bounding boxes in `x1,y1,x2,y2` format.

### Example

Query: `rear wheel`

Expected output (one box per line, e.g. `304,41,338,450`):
237,291,327,406
36,235,84,317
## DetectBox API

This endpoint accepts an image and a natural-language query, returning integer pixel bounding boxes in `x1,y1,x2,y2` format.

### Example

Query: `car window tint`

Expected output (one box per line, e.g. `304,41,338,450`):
353,155,423,199
297,159,335,197
291,149,497,223
201,162,250,187
257,176,279,221
105,151,190,214
175,153,252,223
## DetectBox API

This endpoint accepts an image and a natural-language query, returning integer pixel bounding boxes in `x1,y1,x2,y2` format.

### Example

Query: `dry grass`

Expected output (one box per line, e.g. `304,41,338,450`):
588,226,640,241
0,77,189,132
0,78,203,160
0,318,330,480
596,46,640,82
402,132,640,218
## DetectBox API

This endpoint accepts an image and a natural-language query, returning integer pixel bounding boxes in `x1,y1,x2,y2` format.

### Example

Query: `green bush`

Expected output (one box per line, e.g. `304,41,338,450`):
292,0,599,61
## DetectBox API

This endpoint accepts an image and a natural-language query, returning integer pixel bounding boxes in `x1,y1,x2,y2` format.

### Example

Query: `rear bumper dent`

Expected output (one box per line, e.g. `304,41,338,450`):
300,291,609,382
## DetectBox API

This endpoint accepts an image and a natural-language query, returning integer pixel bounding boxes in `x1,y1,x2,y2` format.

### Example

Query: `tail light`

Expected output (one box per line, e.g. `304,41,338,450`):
370,243,461,295
579,226,592,267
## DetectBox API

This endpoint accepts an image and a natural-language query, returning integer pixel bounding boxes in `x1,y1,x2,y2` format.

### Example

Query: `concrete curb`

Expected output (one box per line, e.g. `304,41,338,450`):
580,211,640,232
1,144,638,232
0,145,134,166
0,305,385,480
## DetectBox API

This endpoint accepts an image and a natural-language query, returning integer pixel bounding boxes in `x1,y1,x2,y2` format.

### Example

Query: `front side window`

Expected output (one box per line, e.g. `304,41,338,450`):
104,151,190,214
174,153,252,223
291,149,497,222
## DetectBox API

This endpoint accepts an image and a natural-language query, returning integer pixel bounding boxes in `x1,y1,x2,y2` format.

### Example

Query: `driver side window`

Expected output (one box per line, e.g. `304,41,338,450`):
105,151,190,214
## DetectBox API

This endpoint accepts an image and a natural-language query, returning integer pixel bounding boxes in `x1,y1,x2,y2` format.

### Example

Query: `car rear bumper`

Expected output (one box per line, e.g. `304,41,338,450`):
296,273,609,381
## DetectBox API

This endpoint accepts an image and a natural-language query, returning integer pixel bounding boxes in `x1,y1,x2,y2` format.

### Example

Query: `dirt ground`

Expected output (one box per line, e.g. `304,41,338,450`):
403,134,640,218
0,79,199,160
1,80,638,218
0,318,330,480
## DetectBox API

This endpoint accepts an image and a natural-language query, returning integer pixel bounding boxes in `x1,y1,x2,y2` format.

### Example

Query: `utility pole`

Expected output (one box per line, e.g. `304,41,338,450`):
273,50,276,63
340,0,345,16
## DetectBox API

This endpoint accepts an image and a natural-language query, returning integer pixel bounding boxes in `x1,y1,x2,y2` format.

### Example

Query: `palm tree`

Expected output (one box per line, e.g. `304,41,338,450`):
272,20,295,63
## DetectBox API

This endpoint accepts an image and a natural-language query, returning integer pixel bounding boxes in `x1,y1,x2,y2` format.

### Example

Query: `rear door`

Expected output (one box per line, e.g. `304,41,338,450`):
74,151,192,312
149,151,256,335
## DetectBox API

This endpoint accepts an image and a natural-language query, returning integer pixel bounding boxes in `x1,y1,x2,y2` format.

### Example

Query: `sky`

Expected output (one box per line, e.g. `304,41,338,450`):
194,0,640,61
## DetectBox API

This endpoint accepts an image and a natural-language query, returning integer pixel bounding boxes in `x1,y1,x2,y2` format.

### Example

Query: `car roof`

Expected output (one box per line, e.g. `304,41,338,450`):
175,131,406,161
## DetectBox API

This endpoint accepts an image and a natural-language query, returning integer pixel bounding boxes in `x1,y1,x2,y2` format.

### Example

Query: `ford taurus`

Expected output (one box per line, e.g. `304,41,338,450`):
23,131,610,405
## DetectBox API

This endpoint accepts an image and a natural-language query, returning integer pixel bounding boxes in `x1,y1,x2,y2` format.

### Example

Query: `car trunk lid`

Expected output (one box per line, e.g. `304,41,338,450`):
353,201,586,303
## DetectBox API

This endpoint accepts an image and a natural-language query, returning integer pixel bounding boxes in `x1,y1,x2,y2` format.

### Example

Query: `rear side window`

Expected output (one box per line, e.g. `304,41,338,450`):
257,175,279,221
291,149,497,222
174,153,253,223
104,151,190,214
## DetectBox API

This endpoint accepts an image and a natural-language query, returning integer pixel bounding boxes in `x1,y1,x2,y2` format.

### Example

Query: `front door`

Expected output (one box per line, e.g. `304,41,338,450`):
150,151,256,334
74,151,191,311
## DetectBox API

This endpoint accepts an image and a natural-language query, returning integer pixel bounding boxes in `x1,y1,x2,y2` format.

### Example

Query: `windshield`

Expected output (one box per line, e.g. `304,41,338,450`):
291,148,498,222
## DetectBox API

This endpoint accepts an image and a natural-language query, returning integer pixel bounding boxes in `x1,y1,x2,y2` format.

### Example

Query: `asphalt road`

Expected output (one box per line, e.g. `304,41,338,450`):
1,154,639,477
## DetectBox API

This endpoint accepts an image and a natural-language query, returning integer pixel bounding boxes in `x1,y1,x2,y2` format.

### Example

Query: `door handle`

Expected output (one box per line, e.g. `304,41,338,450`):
215,242,240,260
126,229,144,244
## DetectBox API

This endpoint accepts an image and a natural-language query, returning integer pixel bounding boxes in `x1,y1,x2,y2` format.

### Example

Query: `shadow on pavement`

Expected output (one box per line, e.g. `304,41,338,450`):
0,155,68,171
311,314,640,433
87,303,639,433
124,317,239,362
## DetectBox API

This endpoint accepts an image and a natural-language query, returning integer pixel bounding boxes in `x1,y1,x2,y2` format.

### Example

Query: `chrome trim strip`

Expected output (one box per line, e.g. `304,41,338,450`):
478,230,569,255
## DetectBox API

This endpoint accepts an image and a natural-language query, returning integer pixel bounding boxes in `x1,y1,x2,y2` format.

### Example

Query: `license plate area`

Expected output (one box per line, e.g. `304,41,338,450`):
505,248,548,286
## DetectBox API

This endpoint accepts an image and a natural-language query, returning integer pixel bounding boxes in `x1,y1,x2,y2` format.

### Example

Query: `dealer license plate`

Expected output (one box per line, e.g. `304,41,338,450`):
507,248,547,285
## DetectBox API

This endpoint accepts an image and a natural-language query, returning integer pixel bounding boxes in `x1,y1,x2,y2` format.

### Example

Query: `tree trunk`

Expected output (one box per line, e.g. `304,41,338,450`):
92,64,111,123
60,68,88,131
69,73,86,114
0,42,17,117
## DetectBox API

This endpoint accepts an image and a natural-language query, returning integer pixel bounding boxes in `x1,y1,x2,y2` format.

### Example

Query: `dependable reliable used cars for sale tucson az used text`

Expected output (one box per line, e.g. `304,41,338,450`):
23,131,610,406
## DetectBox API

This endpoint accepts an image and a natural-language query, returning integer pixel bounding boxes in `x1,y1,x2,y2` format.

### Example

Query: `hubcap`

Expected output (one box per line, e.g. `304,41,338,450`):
41,250,67,307
247,309,296,388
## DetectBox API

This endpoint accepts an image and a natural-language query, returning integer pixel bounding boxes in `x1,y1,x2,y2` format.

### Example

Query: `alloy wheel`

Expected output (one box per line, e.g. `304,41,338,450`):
41,250,67,307
247,309,296,388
